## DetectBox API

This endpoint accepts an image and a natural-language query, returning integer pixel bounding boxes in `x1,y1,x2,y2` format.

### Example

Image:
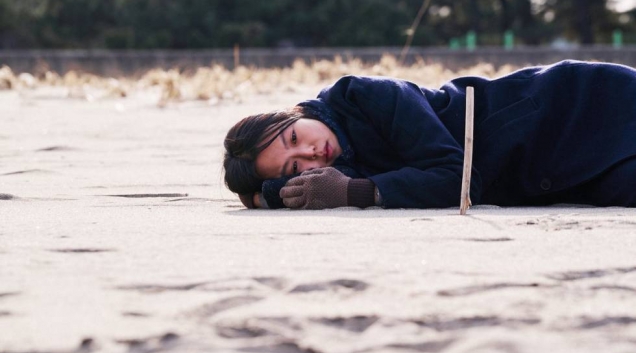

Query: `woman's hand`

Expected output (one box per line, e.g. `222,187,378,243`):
280,167,350,209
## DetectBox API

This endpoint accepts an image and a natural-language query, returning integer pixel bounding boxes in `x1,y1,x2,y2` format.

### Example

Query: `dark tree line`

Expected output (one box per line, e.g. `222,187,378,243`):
0,0,634,49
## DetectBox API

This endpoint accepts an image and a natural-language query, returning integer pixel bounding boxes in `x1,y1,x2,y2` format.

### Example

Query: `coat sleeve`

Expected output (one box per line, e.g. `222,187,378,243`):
318,75,482,208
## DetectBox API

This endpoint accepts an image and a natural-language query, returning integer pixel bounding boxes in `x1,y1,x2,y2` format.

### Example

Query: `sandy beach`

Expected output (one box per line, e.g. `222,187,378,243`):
2,83,636,353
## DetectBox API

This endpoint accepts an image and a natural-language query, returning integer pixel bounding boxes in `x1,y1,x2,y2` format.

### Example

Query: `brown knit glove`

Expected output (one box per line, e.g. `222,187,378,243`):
280,167,375,210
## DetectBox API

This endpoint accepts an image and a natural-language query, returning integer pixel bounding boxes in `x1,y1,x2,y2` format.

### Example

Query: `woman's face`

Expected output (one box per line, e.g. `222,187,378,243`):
255,118,342,179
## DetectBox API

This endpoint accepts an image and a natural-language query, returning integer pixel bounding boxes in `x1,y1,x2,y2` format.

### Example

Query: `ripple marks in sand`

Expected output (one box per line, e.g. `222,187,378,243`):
116,277,288,294
48,248,116,253
122,311,151,318
1,169,53,176
217,315,380,341
414,316,541,331
216,318,294,340
547,265,636,281
382,338,456,352
195,295,264,318
217,324,274,339
312,315,378,333
36,145,76,152
0,193,17,200
577,316,636,329
437,282,552,297
105,193,188,198
462,237,513,242
237,342,319,353
116,332,180,352
214,317,308,347
521,216,636,231
589,285,636,292
253,277,288,291
116,282,208,293
289,279,369,293
0,292,20,299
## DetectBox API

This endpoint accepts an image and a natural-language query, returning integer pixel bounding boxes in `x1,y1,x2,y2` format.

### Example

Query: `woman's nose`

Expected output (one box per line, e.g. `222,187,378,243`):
296,145,316,159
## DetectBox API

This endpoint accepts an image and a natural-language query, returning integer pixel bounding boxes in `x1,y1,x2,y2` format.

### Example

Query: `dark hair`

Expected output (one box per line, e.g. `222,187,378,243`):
223,107,304,195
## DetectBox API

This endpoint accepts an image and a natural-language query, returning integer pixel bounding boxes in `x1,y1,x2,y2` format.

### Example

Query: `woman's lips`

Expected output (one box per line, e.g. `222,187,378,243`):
325,142,331,163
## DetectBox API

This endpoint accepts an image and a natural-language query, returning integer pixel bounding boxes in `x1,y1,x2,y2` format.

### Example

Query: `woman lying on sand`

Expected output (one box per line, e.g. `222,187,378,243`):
223,60,636,209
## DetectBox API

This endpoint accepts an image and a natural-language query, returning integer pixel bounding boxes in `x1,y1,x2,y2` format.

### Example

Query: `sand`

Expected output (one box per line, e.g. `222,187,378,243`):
1,85,636,353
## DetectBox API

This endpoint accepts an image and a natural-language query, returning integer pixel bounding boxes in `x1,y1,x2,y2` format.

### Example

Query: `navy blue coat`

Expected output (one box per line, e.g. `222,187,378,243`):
313,60,636,208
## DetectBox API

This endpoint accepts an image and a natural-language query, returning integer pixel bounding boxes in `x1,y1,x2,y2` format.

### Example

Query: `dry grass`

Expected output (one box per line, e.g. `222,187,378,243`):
0,55,519,107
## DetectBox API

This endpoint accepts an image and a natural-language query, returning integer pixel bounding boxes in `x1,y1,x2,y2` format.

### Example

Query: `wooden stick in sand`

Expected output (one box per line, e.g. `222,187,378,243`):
460,86,474,215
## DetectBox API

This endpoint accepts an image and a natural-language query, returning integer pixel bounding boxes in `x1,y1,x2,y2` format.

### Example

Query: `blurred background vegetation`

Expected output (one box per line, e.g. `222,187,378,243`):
0,0,634,49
